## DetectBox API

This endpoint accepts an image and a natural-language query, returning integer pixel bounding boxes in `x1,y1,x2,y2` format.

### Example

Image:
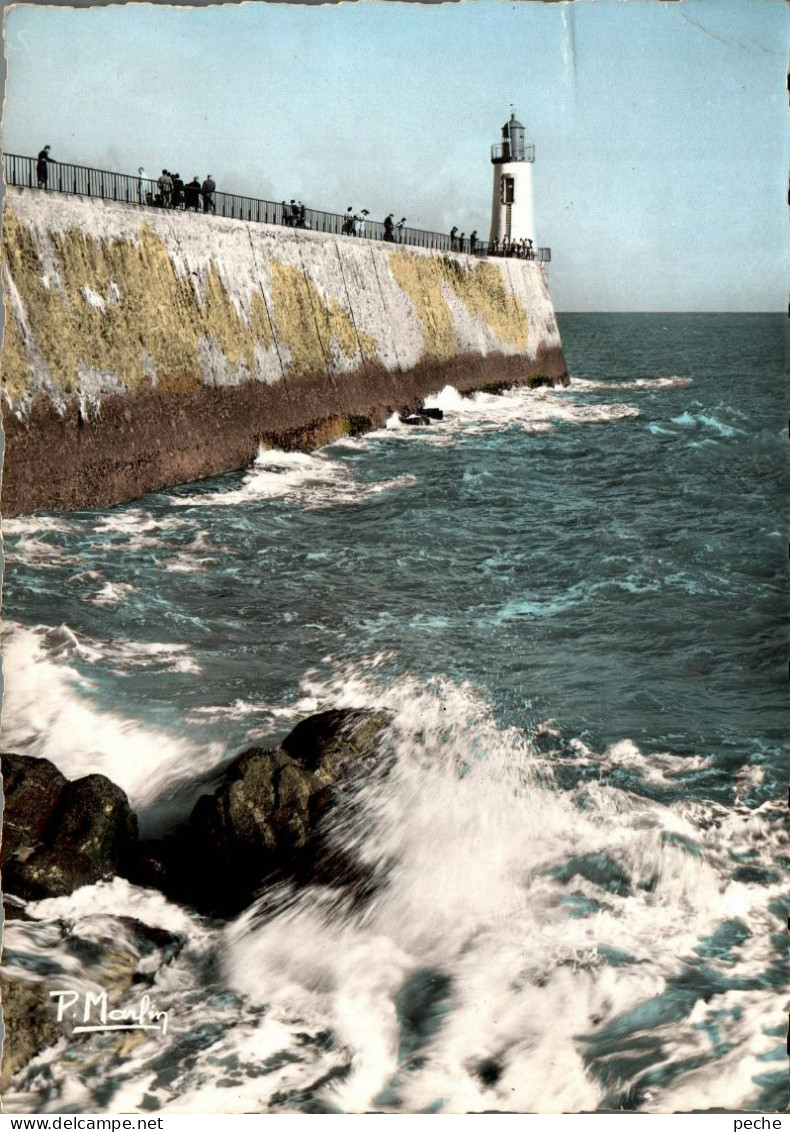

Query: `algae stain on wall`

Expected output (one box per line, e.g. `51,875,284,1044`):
450,259,528,351
387,252,528,359
1,213,276,405
268,260,371,376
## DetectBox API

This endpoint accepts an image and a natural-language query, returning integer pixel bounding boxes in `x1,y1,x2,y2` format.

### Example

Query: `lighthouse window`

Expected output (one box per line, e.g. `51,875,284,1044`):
501,175,515,205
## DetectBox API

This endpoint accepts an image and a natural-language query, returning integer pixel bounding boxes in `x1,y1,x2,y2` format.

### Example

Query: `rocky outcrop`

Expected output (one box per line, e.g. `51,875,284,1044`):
1,753,138,902
3,711,389,917
132,708,390,917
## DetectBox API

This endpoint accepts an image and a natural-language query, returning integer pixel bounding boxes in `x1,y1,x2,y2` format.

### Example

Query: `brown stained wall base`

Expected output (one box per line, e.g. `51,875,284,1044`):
1,346,567,515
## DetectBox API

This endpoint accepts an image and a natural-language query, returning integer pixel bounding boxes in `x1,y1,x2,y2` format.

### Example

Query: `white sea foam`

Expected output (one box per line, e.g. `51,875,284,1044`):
5,537,81,569
83,580,138,606
169,447,417,509
2,515,72,537
0,622,224,828
569,376,692,391
34,622,201,674
670,410,742,438
155,529,225,573
217,665,787,1114
377,385,639,448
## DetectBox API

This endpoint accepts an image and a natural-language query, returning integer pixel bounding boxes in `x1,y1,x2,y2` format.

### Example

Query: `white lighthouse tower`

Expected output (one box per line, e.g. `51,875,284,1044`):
489,112,535,247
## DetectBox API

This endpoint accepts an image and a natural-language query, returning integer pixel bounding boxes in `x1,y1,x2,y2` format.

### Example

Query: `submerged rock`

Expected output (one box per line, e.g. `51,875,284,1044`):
136,708,390,917
1,753,138,902
418,406,444,421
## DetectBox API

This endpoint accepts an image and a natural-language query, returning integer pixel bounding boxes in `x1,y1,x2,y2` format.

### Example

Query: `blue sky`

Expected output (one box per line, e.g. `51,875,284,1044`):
3,0,787,311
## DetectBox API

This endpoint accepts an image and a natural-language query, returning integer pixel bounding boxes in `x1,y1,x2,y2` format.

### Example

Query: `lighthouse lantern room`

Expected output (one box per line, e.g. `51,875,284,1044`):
489,112,536,247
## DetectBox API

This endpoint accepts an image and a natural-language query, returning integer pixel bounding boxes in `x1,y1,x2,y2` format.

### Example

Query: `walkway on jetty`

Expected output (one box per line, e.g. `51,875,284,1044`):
4,152,551,263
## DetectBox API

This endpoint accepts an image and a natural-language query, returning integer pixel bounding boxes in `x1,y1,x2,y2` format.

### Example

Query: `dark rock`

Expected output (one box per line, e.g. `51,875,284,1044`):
0,976,62,1092
418,406,444,421
525,374,553,389
346,414,375,437
6,847,101,902
280,709,390,775
49,774,138,871
400,413,431,426
151,709,390,917
1,753,138,902
478,380,513,396
1,753,67,854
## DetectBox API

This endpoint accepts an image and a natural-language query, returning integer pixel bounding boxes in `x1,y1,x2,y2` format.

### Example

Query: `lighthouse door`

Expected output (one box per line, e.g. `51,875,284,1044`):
500,175,515,241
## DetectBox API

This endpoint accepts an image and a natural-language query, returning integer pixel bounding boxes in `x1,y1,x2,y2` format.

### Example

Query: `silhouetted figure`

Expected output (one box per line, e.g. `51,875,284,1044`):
158,170,172,208
469,230,477,254
459,232,466,253
383,213,395,242
297,202,309,229
37,146,52,189
171,173,184,209
290,199,301,226
281,201,291,226
450,225,458,251
342,207,355,235
185,177,201,211
201,175,216,214
397,217,406,243
526,238,534,260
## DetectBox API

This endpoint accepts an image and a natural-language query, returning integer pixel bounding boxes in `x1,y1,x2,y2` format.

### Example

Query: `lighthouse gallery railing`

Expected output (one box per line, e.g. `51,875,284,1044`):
3,153,551,263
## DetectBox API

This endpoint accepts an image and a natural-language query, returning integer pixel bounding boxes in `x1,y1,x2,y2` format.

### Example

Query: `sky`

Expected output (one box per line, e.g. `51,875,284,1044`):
2,0,787,311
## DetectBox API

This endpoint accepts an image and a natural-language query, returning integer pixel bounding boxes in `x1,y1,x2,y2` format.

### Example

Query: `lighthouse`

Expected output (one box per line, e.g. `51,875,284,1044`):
489,112,535,247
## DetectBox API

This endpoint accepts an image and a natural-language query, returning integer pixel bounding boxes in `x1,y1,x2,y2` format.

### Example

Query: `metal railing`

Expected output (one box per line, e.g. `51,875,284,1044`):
3,152,551,263
491,142,535,164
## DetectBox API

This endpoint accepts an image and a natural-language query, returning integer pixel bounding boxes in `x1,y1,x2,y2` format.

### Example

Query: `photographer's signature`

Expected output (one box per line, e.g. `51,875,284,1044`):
50,990,169,1036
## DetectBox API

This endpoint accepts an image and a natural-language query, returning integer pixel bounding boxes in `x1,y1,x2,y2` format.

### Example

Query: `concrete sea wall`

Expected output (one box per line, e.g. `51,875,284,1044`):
1,187,566,514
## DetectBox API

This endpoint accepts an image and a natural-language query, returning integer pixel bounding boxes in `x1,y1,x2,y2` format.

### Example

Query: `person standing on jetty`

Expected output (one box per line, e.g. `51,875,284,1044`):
36,146,52,189
171,173,184,209
185,176,201,212
201,174,216,213
157,170,172,208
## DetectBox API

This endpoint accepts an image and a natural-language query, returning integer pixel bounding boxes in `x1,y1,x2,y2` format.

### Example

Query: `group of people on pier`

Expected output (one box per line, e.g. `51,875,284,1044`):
491,235,536,259
282,199,309,228
150,170,216,213
32,145,544,263
449,226,480,255
383,214,408,242
449,225,534,259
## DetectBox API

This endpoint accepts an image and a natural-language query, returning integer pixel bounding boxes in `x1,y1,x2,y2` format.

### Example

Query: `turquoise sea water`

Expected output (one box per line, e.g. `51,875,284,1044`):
2,313,787,1113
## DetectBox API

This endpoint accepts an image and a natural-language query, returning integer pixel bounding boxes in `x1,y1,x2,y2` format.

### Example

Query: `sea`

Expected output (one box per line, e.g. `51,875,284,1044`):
1,313,787,1114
